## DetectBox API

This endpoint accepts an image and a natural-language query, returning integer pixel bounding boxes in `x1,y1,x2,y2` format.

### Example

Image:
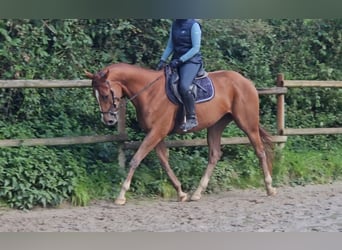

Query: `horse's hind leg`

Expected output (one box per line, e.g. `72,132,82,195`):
247,129,276,196
155,140,188,202
259,127,277,195
191,116,231,201
234,114,276,196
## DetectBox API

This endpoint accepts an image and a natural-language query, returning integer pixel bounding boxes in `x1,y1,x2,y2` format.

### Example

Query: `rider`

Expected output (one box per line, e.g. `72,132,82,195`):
156,19,203,131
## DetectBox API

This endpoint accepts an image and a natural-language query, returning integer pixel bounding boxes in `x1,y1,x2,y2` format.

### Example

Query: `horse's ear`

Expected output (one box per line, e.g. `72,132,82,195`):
102,69,109,79
84,70,94,79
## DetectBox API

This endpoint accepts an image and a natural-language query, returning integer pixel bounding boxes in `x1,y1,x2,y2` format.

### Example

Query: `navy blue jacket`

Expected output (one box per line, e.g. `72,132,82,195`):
160,19,202,64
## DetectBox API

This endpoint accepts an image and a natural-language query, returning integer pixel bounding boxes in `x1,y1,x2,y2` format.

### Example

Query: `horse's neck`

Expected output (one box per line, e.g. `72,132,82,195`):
120,69,163,100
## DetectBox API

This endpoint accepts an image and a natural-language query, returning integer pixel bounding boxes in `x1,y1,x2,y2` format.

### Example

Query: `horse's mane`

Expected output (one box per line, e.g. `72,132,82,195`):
104,63,156,74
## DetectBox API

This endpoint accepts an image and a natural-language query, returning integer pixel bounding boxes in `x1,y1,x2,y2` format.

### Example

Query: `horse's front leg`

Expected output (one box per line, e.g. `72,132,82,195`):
115,132,162,205
191,119,228,201
155,140,188,202
191,135,222,201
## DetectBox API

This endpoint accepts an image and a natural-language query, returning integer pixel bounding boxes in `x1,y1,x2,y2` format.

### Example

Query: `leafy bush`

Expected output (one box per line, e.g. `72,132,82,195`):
0,147,80,209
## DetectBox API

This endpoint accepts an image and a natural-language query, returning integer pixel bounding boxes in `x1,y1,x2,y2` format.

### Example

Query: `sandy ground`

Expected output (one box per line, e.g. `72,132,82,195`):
1,182,342,232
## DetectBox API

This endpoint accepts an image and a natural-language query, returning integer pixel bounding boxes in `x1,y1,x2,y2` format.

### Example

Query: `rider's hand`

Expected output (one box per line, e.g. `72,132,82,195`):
170,59,182,69
156,60,166,70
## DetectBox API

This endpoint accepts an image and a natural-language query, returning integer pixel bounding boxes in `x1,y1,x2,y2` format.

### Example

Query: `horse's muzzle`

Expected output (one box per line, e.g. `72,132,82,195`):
101,112,118,126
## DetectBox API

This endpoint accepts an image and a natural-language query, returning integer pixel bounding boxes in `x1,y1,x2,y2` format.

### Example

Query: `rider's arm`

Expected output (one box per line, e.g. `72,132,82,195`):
179,22,201,63
160,28,174,62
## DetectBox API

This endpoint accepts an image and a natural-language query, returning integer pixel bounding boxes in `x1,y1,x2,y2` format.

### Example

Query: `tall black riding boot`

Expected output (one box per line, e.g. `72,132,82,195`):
180,90,198,131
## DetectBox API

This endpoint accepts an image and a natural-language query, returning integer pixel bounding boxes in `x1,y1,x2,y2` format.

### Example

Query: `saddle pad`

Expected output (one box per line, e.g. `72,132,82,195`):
166,75,215,105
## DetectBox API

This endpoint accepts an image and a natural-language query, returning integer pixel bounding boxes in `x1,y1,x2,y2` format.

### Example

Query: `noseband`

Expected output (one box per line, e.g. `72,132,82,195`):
99,80,122,116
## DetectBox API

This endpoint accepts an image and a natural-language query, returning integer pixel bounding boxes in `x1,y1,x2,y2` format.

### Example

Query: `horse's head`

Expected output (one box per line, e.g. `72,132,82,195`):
85,69,123,126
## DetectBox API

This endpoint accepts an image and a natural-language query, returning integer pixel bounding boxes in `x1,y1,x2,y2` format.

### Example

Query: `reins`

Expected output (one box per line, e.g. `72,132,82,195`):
127,73,164,102
111,73,164,109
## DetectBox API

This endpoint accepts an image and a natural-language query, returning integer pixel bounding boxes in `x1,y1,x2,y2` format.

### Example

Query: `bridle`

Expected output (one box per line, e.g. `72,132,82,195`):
98,74,164,115
97,80,122,116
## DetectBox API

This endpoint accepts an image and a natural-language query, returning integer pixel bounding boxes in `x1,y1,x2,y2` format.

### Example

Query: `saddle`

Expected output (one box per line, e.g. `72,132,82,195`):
164,65,215,105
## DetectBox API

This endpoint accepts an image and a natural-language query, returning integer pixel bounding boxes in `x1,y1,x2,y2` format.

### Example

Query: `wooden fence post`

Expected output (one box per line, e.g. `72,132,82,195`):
117,99,127,168
276,74,285,136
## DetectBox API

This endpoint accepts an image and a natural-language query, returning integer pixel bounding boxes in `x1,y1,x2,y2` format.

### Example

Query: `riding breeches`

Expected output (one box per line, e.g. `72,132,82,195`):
178,63,201,96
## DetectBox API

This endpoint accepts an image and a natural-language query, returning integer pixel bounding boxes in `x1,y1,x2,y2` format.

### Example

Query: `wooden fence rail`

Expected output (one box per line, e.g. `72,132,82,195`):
276,73,342,136
0,134,128,147
0,79,288,149
124,136,289,150
0,79,91,88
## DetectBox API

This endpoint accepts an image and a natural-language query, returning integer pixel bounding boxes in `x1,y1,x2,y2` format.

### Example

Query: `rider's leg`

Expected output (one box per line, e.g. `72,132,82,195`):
178,63,201,131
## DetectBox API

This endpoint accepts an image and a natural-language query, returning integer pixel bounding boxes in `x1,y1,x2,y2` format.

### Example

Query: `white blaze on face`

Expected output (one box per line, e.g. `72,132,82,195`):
94,89,104,122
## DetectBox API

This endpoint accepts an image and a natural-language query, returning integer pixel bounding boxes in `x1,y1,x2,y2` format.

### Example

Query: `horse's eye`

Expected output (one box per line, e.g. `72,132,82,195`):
102,95,109,100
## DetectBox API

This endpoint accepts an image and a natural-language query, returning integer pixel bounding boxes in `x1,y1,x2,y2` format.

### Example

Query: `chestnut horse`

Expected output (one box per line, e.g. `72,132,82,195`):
85,63,276,205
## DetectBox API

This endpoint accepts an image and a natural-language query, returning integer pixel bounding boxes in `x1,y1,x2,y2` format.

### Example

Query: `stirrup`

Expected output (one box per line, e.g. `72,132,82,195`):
180,118,198,132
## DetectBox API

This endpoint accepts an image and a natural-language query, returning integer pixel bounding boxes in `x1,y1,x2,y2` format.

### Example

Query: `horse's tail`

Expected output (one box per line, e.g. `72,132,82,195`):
259,126,274,174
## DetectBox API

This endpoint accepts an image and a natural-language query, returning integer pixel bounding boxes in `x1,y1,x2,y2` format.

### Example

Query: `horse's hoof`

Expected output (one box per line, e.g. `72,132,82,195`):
190,194,201,201
267,187,277,196
178,193,188,202
114,198,126,205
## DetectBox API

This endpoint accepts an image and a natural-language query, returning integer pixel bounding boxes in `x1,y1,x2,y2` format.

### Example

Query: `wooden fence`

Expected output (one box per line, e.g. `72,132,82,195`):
0,79,287,146
0,75,341,166
276,74,342,136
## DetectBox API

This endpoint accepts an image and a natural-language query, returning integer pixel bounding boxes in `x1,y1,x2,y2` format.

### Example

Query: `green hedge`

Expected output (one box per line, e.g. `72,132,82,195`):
0,147,79,209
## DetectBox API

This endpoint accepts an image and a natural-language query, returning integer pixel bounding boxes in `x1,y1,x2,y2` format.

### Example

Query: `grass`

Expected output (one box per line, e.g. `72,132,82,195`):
206,145,342,194
273,146,342,187
74,144,342,204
